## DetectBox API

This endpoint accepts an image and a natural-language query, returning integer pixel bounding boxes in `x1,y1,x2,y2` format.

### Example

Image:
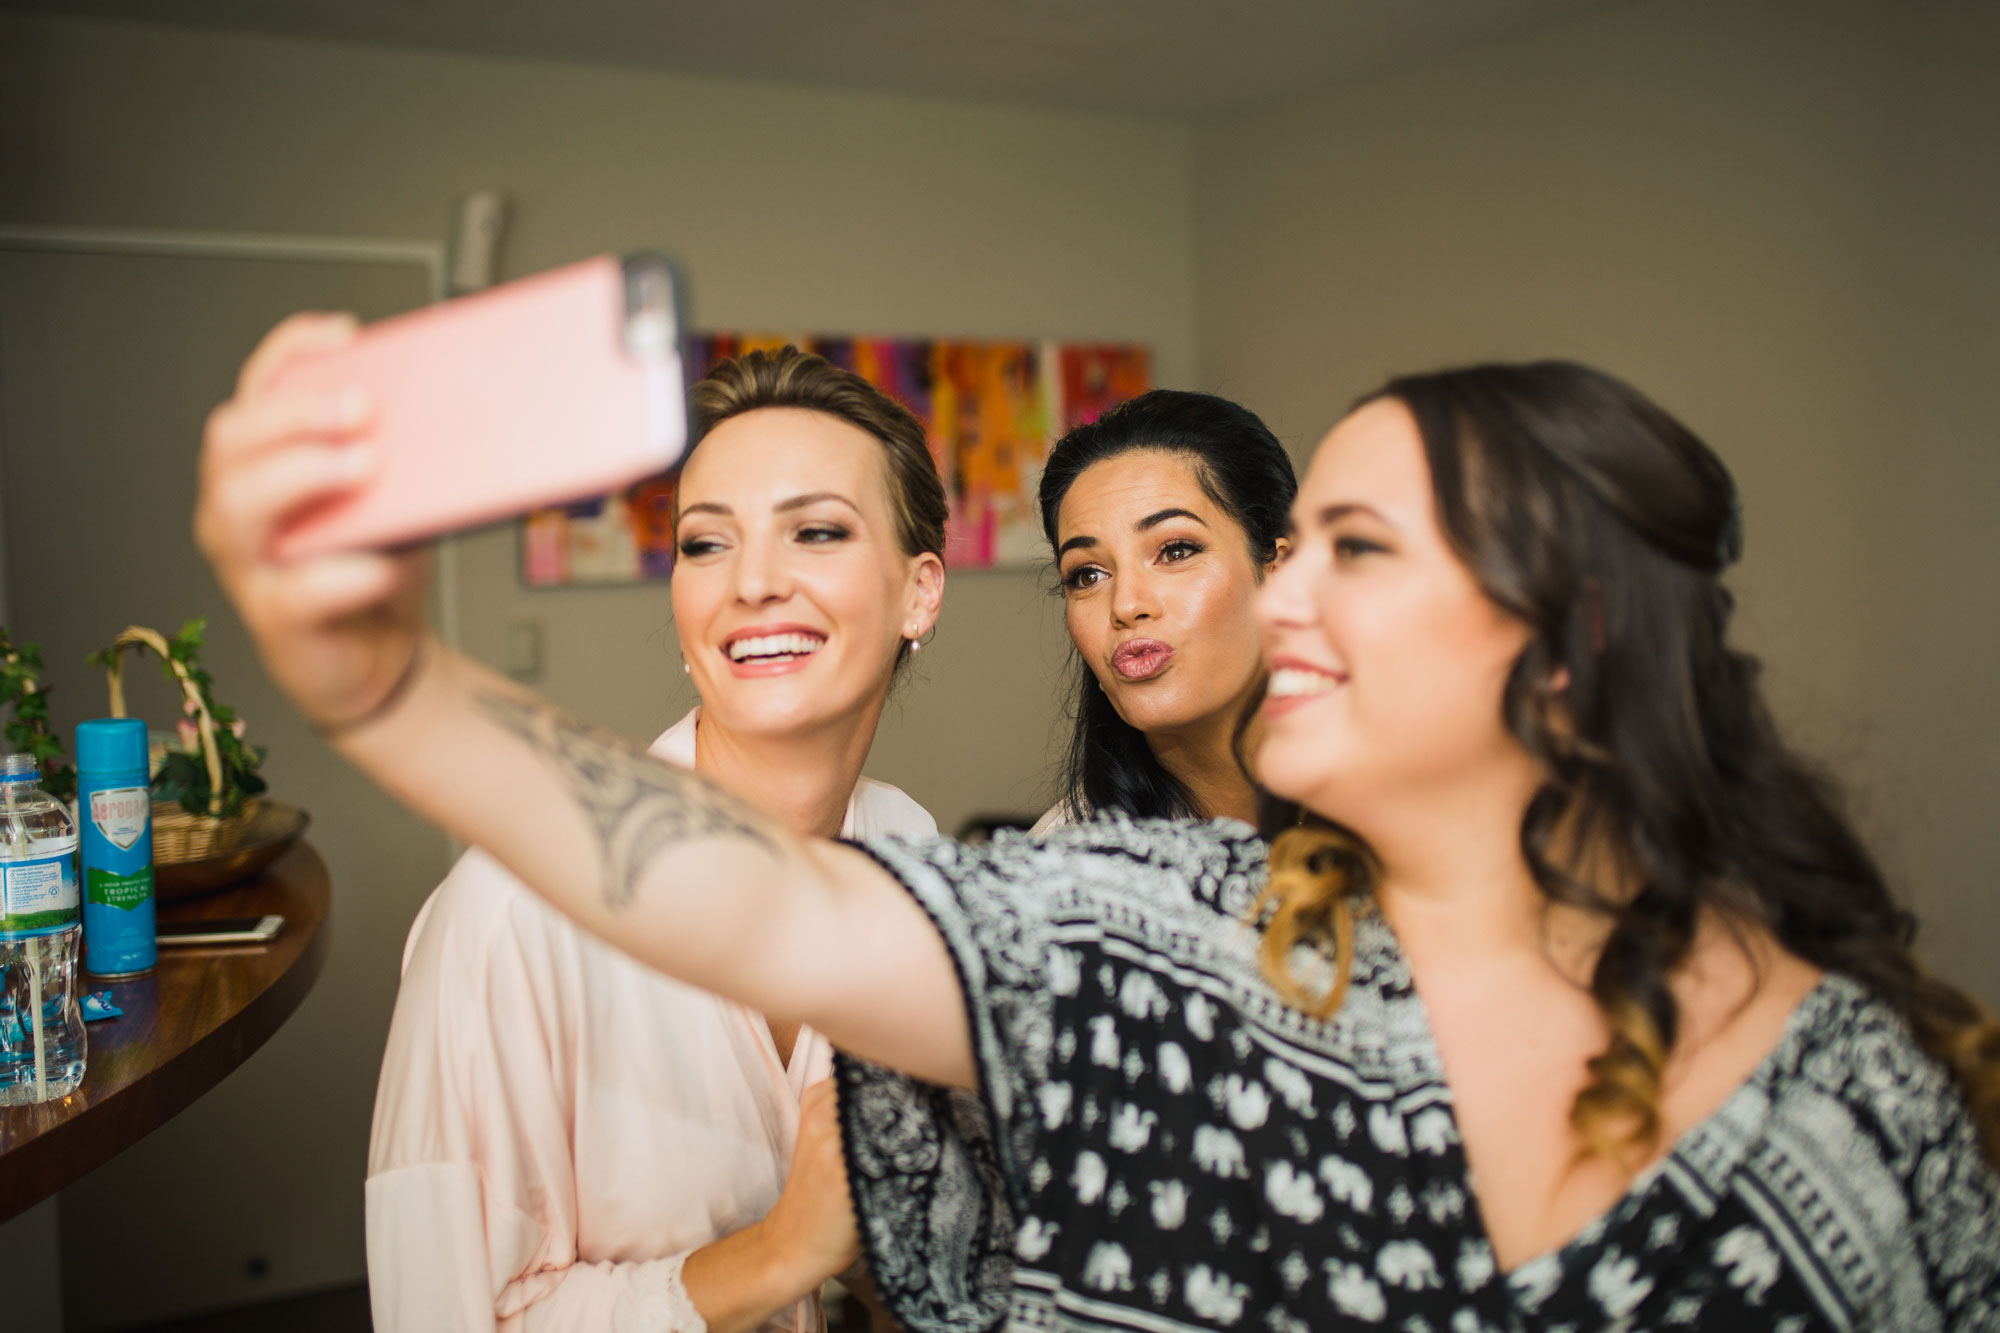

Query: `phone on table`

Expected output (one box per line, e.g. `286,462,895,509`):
157,915,285,947
272,253,690,559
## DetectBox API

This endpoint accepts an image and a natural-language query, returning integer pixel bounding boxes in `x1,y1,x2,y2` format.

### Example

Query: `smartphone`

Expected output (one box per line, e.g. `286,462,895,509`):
272,253,689,559
156,915,284,946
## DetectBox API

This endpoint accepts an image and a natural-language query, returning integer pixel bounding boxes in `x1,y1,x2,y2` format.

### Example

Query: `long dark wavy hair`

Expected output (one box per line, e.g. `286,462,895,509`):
1257,360,2000,1166
1038,389,1297,821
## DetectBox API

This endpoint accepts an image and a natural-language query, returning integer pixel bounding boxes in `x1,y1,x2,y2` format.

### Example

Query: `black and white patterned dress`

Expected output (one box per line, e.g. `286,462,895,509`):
833,815,2000,1333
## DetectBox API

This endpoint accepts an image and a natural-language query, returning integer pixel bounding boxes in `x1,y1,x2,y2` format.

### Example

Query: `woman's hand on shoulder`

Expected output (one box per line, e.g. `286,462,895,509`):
194,312,429,733
758,1079,861,1286
684,1080,870,1333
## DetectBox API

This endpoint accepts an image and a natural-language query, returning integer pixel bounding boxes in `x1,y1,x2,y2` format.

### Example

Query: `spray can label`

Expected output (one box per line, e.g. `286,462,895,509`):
0,855,80,935
81,781,155,975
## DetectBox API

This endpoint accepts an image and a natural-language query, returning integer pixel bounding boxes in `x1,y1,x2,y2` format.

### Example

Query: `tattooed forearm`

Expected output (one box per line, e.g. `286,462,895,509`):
476,690,777,909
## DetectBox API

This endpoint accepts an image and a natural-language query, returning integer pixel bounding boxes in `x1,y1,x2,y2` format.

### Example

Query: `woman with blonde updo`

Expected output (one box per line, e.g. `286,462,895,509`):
364,346,944,1332
202,333,1999,1331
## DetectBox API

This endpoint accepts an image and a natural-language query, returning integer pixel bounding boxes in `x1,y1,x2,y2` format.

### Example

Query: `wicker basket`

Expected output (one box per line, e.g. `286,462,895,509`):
103,626,308,899
151,798,309,900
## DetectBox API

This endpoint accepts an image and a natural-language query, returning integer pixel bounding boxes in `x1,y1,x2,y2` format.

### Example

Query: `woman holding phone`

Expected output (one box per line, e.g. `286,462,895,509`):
201,323,1998,1330
1032,391,1295,832
364,346,944,1332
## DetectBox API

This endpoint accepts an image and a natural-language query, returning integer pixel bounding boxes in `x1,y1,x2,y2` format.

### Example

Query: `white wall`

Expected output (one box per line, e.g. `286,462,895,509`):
1193,0,2000,1007
2,15,1197,1323
3,11,1201,831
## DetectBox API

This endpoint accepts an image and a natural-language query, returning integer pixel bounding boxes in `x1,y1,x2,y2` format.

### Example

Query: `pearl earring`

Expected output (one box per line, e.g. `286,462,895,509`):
907,637,922,655
682,660,691,674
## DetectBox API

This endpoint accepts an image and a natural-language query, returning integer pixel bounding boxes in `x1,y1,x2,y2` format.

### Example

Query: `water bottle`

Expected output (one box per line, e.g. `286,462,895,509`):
0,753,86,1104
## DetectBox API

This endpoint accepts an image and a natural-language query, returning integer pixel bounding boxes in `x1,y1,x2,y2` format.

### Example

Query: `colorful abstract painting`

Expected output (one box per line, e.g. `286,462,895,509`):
520,334,1151,585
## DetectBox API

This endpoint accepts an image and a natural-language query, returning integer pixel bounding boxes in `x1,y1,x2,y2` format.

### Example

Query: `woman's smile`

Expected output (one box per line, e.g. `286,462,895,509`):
1261,657,1344,717
671,406,931,736
721,623,828,677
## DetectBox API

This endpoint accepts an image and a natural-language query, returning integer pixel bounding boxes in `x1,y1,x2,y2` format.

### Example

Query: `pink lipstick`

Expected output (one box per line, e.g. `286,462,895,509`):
721,623,827,679
1111,638,1175,682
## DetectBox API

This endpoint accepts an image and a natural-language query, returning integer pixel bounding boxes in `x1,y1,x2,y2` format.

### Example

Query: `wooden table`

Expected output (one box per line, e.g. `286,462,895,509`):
0,841,330,1223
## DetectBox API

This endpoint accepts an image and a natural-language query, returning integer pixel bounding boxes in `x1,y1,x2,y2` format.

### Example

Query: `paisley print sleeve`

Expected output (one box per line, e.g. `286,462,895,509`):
833,830,1061,1333
831,818,1265,1333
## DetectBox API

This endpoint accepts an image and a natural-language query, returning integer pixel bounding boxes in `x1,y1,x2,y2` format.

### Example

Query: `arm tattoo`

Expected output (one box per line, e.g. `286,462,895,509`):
476,690,776,909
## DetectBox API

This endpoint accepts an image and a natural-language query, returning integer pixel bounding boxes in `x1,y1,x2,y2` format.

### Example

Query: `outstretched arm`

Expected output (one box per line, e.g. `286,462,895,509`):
196,313,972,1087
354,646,971,1085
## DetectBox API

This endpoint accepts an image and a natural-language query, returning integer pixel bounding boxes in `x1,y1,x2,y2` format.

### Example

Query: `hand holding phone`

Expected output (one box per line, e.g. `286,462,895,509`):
195,253,691,734
272,253,689,559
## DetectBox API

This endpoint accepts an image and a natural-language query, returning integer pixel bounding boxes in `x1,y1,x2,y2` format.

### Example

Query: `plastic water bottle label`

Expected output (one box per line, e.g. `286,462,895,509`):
1,854,80,934
89,785,150,851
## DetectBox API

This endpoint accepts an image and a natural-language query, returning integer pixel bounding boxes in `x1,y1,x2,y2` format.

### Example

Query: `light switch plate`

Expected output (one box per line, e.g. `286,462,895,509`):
505,622,543,680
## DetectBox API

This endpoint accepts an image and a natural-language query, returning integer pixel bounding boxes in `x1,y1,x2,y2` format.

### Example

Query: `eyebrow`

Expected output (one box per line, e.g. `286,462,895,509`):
679,491,863,520
1137,506,1207,532
1312,502,1396,529
1058,506,1210,558
775,491,862,516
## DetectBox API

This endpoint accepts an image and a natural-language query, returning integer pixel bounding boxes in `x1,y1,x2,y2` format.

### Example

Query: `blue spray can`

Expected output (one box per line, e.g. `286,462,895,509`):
76,719,156,978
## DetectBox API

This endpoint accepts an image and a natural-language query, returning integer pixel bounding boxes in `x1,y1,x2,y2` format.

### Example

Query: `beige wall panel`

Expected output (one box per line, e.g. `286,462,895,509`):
2,12,1198,1323
0,249,441,1327
0,11,1199,836
1193,0,1999,1006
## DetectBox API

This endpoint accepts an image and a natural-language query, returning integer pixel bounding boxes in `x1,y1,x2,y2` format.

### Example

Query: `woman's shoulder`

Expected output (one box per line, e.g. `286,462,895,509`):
1028,797,1082,836
403,847,539,962
847,777,939,838
1741,975,1999,1304
1764,975,1988,1150
863,810,1269,929
401,847,659,997
872,808,1262,867
1035,809,1266,876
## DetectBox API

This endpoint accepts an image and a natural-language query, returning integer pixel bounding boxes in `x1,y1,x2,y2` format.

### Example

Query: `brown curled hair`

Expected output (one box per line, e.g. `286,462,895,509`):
1256,360,2000,1169
681,346,947,667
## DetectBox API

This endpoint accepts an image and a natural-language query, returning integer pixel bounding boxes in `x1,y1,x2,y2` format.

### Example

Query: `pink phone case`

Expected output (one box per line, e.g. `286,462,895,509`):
272,253,687,560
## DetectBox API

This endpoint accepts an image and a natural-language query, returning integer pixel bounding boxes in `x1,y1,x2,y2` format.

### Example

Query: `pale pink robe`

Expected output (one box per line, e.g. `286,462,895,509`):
1029,799,1078,835
365,708,937,1332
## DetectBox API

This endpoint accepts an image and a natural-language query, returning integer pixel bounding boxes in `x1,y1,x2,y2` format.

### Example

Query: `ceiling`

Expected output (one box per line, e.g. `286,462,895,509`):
4,0,1622,116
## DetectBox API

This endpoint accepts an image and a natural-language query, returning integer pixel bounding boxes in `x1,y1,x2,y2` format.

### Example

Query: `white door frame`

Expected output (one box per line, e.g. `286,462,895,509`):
0,224,459,649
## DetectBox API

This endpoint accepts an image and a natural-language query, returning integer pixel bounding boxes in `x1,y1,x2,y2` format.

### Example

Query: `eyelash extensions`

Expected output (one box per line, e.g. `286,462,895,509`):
675,521,855,560
1062,536,1209,593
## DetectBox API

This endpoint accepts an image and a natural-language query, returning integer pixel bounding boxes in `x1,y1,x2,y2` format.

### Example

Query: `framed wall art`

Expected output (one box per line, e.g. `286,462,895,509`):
521,332,1150,586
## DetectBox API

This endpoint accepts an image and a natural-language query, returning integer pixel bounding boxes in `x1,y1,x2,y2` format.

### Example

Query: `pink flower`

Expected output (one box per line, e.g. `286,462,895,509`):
229,717,247,740
177,718,200,750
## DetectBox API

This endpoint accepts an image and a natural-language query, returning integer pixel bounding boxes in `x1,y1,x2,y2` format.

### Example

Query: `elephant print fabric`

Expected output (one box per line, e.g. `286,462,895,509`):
833,815,2000,1333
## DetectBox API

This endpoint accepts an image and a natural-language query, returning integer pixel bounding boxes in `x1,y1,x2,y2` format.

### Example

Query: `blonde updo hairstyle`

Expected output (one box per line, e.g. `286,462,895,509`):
681,346,947,670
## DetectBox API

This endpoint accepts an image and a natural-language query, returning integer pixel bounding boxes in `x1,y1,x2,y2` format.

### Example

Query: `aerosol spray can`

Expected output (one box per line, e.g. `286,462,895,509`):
76,718,156,978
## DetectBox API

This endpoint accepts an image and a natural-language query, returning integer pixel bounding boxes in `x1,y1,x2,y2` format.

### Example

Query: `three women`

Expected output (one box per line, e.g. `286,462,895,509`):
198,317,1999,1330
